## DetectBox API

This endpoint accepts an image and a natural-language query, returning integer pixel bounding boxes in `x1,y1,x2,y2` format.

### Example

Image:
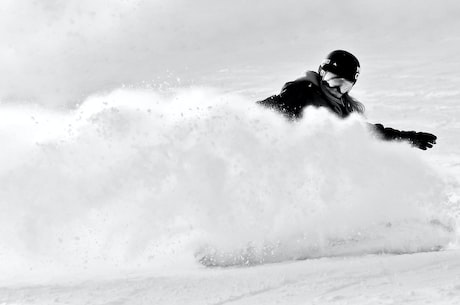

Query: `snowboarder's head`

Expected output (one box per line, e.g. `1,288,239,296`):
318,50,360,98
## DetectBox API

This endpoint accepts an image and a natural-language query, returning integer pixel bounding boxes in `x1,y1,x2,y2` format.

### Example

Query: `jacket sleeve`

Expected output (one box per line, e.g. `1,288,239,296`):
370,123,437,150
257,81,306,118
258,81,297,106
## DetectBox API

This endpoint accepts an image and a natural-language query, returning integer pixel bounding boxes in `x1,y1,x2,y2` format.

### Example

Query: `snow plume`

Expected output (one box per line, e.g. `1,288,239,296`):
0,88,456,284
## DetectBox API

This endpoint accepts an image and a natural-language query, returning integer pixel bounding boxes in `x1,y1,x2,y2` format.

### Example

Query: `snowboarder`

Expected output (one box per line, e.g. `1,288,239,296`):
257,50,437,150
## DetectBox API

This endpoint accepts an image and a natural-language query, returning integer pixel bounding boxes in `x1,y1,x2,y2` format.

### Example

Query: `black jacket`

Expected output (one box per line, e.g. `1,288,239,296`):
257,71,437,150
258,71,358,119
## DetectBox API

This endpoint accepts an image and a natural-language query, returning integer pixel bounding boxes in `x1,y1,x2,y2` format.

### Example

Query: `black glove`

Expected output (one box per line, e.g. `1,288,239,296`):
403,131,437,150
372,124,437,150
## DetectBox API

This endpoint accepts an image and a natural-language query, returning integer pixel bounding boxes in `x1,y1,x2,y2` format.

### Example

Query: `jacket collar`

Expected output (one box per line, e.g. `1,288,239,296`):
304,70,321,87
305,71,345,105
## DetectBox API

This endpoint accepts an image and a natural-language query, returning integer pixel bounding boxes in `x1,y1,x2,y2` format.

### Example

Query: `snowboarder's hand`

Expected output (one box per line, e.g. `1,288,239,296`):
409,132,437,150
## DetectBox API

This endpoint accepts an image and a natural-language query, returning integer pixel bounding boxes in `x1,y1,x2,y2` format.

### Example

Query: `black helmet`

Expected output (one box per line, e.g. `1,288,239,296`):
319,50,360,83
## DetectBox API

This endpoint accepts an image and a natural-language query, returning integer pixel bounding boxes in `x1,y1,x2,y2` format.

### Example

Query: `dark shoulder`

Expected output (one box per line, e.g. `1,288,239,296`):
257,71,323,119
280,71,320,96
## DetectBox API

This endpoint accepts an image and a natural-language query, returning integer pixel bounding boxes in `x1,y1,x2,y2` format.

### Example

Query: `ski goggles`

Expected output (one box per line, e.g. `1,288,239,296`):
322,71,354,94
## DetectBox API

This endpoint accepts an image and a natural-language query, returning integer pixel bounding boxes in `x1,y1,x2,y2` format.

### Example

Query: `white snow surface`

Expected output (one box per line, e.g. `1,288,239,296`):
2,0,460,304
3,251,460,304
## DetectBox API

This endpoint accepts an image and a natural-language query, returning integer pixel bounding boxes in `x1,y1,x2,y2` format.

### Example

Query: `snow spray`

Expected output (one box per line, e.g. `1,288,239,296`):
0,88,456,284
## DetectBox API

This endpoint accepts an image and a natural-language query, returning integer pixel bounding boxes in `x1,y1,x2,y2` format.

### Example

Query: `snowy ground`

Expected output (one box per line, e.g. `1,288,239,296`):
2,250,460,305
2,0,460,304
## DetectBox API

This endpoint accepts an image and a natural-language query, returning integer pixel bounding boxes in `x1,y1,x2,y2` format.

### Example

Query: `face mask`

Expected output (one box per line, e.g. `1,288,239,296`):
321,71,354,94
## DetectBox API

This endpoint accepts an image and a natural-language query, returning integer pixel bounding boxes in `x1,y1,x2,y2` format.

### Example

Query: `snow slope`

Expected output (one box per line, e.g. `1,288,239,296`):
1,0,460,304
2,251,460,305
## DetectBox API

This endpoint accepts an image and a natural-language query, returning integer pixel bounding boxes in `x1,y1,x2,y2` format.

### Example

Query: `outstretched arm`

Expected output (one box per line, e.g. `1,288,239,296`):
371,123,437,150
